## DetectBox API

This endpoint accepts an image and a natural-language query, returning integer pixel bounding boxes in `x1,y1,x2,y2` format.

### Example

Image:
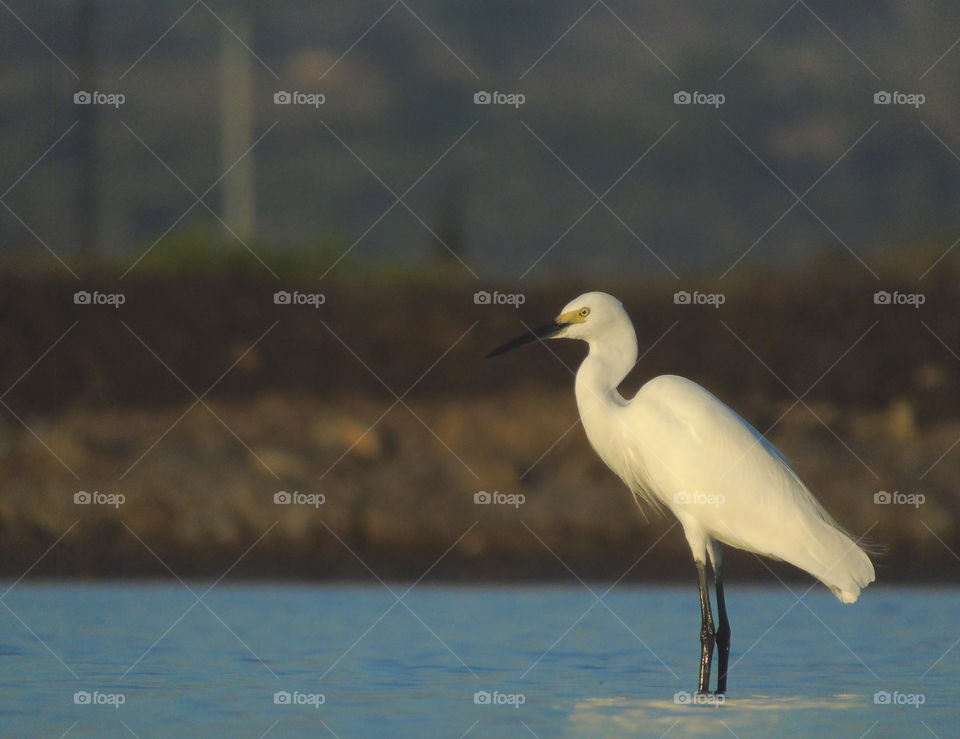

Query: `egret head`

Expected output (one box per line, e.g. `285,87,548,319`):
486,291,629,357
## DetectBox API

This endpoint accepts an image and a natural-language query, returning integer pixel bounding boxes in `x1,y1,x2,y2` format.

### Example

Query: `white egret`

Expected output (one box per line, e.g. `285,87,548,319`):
488,291,875,695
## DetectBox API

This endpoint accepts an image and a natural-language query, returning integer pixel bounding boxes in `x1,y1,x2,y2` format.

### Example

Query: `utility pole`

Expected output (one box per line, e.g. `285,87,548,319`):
77,0,99,255
219,3,255,241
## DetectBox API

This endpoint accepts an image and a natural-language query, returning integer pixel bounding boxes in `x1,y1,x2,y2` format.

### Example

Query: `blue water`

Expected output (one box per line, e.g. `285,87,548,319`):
0,584,954,738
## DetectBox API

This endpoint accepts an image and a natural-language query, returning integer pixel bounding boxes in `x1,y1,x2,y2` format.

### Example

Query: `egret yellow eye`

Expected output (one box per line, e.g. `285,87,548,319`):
579,308,590,318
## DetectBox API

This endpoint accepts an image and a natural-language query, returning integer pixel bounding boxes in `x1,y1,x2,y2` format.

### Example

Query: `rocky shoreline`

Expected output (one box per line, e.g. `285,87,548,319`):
1,269,957,582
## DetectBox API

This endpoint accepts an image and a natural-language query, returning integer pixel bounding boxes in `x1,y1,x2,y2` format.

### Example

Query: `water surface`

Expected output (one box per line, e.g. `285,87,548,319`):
0,584,954,737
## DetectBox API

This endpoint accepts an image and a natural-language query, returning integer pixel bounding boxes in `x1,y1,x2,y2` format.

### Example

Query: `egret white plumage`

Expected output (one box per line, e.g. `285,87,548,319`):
487,291,875,695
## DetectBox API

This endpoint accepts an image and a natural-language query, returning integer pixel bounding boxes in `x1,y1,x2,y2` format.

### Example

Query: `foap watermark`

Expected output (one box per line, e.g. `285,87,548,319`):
674,690,725,707
274,90,325,108
474,91,525,108
474,490,525,508
74,290,125,308
473,690,525,708
274,290,325,308
674,491,725,508
74,90,125,108
674,90,725,108
874,91,925,108
474,290,525,308
74,690,126,708
874,490,925,508
874,290,924,308
674,290,725,308
74,490,125,508
274,490,325,508
274,690,325,708
873,690,925,708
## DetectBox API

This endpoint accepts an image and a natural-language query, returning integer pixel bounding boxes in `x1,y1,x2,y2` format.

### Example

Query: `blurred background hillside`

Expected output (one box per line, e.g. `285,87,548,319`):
1,1,958,584
4,1,960,275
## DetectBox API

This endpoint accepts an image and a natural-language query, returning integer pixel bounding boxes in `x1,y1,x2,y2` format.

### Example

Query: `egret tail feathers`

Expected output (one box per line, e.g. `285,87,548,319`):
805,525,876,604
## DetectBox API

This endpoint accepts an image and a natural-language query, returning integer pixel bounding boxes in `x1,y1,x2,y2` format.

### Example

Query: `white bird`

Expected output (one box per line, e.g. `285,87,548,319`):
488,291,875,695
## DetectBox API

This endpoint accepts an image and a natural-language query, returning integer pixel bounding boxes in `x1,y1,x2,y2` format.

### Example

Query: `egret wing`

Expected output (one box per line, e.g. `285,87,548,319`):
616,375,874,602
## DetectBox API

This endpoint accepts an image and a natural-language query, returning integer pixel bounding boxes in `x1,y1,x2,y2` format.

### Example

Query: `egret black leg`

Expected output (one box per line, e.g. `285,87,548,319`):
714,563,731,695
696,561,715,694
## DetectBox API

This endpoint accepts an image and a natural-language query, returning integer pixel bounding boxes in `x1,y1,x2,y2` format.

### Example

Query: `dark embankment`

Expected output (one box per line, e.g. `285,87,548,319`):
1,262,958,583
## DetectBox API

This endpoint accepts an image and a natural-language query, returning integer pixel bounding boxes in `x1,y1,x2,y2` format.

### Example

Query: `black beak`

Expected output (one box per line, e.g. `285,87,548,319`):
486,321,567,358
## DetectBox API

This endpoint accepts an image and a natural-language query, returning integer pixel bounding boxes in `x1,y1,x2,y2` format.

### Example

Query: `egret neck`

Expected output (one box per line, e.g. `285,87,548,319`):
574,313,638,420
